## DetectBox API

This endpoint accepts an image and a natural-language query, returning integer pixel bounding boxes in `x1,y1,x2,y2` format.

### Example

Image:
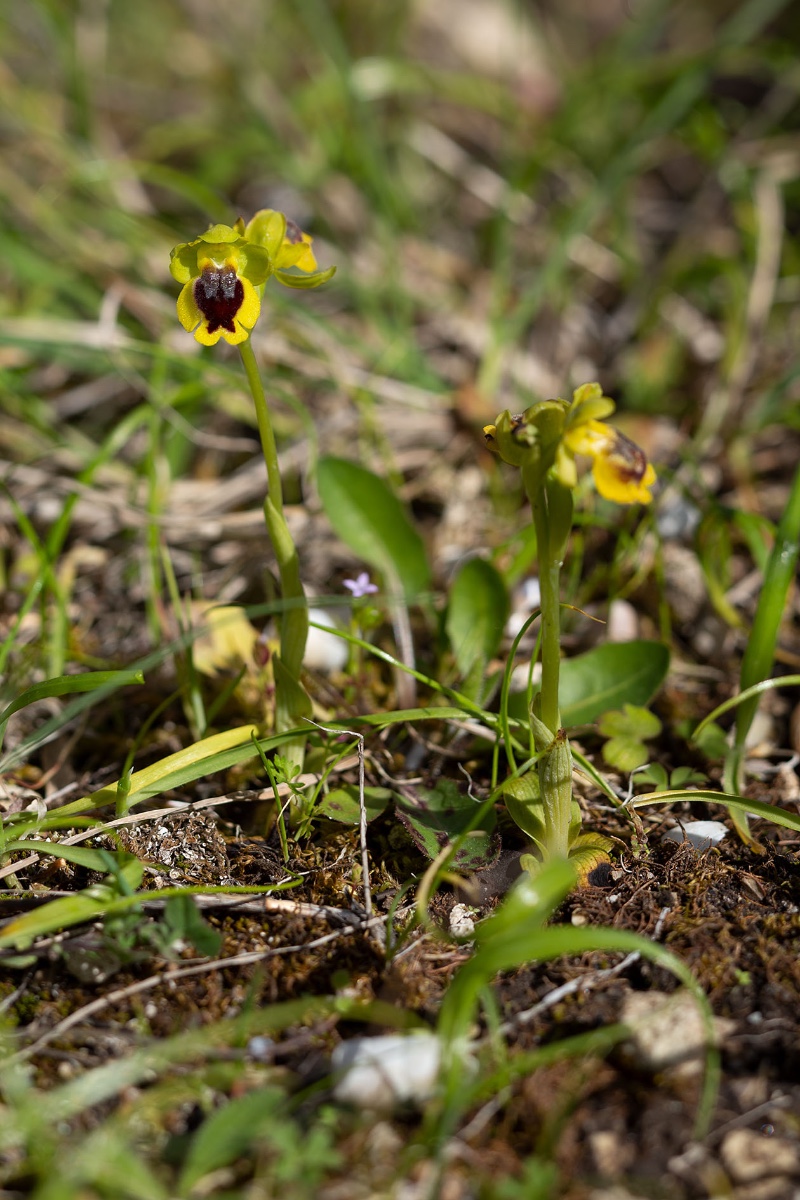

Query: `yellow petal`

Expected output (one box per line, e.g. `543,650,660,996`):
194,323,225,347
592,439,656,505
176,280,202,333
563,418,613,459
276,221,318,272
292,238,318,273
234,276,261,330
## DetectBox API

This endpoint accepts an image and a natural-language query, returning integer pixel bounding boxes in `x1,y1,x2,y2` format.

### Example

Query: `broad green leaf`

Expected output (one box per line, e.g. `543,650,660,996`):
560,641,669,726
0,670,144,735
163,894,222,957
509,642,669,728
601,736,650,772
500,770,544,843
446,557,510,689
395,778,498,869
317,456,430,603
317,785,391,824
569,832,614,882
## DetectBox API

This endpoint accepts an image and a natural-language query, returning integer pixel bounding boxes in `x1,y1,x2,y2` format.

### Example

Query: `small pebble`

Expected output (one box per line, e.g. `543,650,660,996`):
620,990,733,1073
305,608,348,672
331,1033,442,1111
449,903,477,938
606,599,639,643
661,820,728,851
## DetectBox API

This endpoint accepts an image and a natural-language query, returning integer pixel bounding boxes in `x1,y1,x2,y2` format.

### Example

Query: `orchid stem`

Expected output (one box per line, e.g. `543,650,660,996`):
532,488,561,736
239,338,310,773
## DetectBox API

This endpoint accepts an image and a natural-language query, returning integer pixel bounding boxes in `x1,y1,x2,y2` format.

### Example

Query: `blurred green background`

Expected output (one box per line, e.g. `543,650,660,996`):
2,0,798,435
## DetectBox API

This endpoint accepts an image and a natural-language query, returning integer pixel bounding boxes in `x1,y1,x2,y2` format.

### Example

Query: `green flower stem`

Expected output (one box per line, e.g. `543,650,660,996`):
525,469,574,859
532,495,561,737
238,339,310,748
526,472,572,737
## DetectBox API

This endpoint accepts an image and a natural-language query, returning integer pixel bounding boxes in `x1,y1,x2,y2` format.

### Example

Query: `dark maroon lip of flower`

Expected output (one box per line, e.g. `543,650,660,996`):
194,265,244,334
284,219,304,244
607,431,647,482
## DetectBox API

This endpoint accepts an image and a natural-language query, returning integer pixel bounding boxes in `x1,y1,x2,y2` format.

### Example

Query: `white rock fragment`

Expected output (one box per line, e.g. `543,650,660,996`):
507,577,542,640
304,608,348,672
449,903,477,938
606,599,640,643
661,820,728,851
620,990,733,1074
720,1127,800,1185
331,1033,442,1111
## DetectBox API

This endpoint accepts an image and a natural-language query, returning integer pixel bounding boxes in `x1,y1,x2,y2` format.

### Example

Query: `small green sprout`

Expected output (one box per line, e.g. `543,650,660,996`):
598,703,662,773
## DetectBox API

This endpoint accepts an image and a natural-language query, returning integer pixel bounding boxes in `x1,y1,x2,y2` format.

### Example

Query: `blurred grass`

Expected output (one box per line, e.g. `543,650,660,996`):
2,0,798,412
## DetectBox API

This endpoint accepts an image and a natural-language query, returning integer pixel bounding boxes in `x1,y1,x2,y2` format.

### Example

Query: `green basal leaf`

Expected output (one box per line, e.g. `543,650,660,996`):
568,832,614,882
500,770,545,843
395,778,498,869
564,641,670,726
317,785,392,824
163,894,222,957
179,1086,285,1193
508,641,669,729
598,704,662,740
601,735,649,772
317,456,430,604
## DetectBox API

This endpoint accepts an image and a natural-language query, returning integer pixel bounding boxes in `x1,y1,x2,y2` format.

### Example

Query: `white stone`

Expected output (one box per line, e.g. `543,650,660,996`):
331,1033,442,1110
720,1128,800,1184
620,990,733,1073
661,820,728,851
449,903,477,938
304,608,349,672
606,599,640,643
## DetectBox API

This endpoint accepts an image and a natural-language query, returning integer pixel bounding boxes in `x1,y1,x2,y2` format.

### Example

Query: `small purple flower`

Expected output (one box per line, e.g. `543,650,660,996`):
343,572,379,598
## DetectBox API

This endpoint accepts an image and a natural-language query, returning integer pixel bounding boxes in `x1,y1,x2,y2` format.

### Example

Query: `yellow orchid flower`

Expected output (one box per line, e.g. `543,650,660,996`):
242,209,335,289
169,224,271,347
169,212,335,347
561,383,656,504
484,383,656,506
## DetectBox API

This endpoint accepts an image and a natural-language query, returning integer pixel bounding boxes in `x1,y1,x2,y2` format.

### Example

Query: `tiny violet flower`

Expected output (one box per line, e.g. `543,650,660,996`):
343,572,379,598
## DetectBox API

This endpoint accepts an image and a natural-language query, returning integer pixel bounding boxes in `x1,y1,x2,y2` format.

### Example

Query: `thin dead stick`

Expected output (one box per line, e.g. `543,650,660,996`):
7,916,385,1066
305,719,372,918
0,891,364,925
